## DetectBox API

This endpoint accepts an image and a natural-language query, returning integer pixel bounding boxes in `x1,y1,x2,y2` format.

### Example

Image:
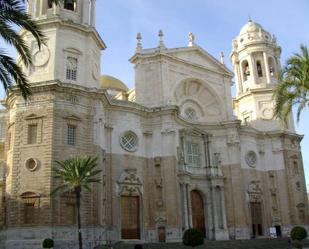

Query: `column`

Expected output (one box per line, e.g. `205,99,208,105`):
249,55,256,85
186,184,193,227
235,62,243,94
39,0,44,16
82,0,90,25
90,0,96,27
211,185,218,230
263,52,271,84
182,184,189,229
220,187,228,229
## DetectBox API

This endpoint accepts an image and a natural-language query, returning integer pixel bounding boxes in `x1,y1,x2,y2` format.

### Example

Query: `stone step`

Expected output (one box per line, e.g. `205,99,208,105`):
96,238,309,249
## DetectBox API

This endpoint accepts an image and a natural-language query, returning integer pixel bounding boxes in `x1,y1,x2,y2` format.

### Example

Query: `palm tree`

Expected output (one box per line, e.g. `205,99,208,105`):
273,44,309,125
0,0,60,99
52,156,102,249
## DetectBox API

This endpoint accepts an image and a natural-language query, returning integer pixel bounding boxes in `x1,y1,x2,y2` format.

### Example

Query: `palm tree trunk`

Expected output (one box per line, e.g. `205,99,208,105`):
75,187,83,249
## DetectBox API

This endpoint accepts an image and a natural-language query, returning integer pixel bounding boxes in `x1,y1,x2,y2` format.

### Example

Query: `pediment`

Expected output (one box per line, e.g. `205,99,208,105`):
25,113,44,120
63,114,82,121
166,46,233,76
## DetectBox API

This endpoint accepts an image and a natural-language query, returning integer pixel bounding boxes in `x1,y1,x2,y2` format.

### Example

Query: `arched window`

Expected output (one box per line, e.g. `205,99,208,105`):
256,61,263,77
48,0,53,8
184,108,196,120
268,57,276,77
242,60,250,81
293,161,299,175
66,57,78,81
64,0,76,11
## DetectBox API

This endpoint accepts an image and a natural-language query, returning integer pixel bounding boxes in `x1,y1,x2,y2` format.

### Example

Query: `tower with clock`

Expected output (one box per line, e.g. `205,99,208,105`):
22,0,106,88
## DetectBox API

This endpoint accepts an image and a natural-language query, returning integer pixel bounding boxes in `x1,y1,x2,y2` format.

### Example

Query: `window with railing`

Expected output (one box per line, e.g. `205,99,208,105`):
67,124,76,145
66,57,77,81
185,141,201,167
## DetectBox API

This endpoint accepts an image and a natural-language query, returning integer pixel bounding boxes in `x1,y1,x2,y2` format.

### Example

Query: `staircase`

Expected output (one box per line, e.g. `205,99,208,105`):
97,238,309,249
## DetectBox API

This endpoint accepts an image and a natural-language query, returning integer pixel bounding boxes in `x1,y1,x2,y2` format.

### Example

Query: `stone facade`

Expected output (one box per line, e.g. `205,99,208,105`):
0,2,308,249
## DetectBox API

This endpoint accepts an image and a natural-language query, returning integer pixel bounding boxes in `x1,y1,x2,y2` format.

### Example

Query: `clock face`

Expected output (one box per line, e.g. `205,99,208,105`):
33,45,50,67
92,62,100,80
67,57,77,69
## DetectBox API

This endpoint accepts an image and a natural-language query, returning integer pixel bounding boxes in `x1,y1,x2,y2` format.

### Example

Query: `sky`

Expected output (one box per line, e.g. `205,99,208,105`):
2,0,309,183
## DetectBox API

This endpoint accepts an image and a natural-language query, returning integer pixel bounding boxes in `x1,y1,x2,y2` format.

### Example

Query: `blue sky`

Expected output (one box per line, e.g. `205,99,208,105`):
2,1,309,183
95,0,309,183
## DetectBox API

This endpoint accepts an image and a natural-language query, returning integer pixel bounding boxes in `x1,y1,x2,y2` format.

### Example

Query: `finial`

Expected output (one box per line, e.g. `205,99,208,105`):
158,29,165,48
248,14,252,22
220,52,225,64
136,32,142,53
188,32,195,47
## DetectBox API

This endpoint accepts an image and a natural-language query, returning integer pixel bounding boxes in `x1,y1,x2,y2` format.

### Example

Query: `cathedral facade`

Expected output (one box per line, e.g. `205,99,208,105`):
0,1,308,248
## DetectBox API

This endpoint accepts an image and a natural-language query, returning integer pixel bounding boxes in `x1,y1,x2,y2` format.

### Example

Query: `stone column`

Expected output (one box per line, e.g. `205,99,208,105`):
263,52,271,84
182,183,189,229
186,184,193,227
211,185,219,230
90,0,96,27
234,62,243,94
220,187,228,229
39,0,44,16
249,55,256,85
82,0,90,25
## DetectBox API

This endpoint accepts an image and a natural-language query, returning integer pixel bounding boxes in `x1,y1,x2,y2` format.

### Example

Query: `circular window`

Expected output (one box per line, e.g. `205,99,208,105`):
120,131,138,152
25,158,38,171
184,108,196,120
245,151,257,167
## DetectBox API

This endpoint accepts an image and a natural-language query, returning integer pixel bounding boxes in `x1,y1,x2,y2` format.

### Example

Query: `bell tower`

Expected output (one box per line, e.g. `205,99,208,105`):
21,0,105,88
231,20,294,131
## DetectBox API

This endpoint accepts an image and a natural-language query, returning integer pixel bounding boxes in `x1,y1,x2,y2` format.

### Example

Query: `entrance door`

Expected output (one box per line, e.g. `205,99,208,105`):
158,227,166,242
250,202,263,237
191,190,206,236
121,196,140,239
275,225,282,237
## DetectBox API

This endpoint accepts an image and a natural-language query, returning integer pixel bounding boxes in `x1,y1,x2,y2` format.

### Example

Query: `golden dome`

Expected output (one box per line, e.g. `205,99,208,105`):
100,75,129,92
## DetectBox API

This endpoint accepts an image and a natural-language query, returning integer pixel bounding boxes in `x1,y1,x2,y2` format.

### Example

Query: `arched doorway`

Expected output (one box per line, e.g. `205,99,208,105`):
250,202,263,237
191,190,206,236
121,196,140,239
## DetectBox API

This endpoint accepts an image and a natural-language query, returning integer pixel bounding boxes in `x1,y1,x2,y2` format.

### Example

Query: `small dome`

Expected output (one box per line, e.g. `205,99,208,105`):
239,20,264,35
100,75,129,92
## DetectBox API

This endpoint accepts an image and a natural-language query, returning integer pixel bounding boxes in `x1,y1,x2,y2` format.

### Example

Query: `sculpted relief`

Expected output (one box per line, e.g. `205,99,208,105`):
174,79,222,122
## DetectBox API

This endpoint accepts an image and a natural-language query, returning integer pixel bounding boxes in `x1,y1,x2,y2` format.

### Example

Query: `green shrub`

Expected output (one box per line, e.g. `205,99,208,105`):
42,238,54,248
182,228,204,247
291,226,308,241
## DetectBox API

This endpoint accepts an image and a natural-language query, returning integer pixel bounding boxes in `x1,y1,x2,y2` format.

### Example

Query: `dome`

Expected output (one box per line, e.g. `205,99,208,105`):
239,20,264,35
100,75,129,92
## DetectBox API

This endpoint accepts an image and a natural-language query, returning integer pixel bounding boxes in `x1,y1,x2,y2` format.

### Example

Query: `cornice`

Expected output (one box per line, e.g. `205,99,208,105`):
20,18,106,50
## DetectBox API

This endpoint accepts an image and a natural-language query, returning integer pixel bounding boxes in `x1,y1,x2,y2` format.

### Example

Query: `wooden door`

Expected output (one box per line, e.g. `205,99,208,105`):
191,190,206,236
121,196,140,239
250,202,263,237
158,227,166,242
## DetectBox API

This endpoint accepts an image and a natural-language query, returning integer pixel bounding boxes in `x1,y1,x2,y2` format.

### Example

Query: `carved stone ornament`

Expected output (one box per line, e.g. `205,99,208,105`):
248,180,262,202
117,168,143,196
245,151,257,167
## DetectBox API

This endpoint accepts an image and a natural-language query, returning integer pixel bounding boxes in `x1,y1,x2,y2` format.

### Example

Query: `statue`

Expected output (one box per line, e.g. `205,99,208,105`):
188,32,195,47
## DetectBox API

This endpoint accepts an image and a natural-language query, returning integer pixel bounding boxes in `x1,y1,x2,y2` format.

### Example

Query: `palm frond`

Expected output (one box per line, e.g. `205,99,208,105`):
273,44,309,124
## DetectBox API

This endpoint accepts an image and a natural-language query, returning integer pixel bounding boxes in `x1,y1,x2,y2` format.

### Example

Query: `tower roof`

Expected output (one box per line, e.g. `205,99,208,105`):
239,20,265,35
